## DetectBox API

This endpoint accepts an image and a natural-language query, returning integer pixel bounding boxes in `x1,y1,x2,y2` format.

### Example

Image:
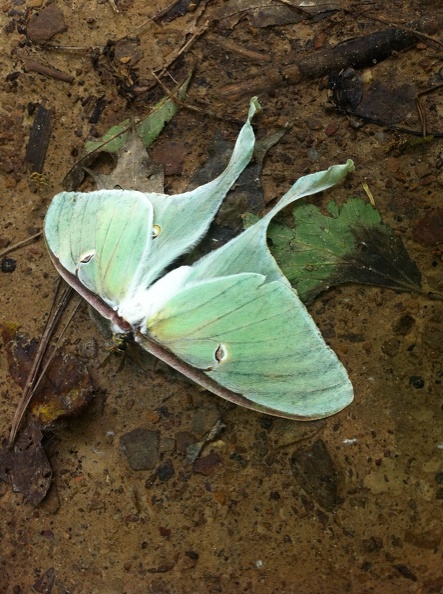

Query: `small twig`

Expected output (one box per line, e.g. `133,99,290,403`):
415,94,427,136
26,105,52,175
150,70,244,125
8,282,75,445
26,296,82,412
108,0,120,13
205,32,272,63
219,15,443,100
0,232,41,259
16,50,75,83
415,83,443,137
42,43,97,53
362,183,376,207
153,2,211,76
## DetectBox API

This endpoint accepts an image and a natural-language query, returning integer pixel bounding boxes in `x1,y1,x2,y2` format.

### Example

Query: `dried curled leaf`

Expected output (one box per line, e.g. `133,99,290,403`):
0,422,52,506
1,324,95,428
0,324,96,505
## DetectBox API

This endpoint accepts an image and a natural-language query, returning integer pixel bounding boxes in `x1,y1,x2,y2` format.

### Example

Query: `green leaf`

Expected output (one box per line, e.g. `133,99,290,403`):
267,197,423,303
84,121,131,154
84,70,193,154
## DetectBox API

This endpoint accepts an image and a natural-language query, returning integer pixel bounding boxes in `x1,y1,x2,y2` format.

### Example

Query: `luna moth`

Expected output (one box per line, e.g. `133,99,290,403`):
44,98,355,420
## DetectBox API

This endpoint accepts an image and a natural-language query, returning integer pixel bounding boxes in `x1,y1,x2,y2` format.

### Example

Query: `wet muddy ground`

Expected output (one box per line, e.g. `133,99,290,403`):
0,1,443,592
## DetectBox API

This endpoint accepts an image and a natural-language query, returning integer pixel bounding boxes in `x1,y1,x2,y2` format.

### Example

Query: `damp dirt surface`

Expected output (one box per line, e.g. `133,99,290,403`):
1,1,443,593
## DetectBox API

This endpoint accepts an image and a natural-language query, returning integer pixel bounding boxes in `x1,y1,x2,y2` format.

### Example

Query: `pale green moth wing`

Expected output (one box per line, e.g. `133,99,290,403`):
44,190,154,312
138,97,260,287
187,160,356,286
44,98,261,318
136,159,355,419
142,272,353,419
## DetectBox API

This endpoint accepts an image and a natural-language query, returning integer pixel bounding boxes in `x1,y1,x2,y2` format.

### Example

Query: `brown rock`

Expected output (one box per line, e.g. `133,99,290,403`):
413,207,443,246
27,5,67,44
192,452,222,476
392,314,415,335
120,428,160,470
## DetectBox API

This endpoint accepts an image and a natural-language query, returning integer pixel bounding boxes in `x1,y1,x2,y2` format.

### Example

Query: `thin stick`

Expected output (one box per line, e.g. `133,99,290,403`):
108,0,119,13
27,297,82,409
16,50,74,83
152,2,211,76
8,282,74,445
150,70,244,125
415,83,443,137
0,232,42,259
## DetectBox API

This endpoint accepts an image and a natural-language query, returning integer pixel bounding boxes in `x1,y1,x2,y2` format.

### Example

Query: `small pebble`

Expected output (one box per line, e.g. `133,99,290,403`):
192,452,222,476
325,122,338,136
156,459,175,482
307,148,319,162
1,256,16,272
409,376,425,389
120,428,159,470
26,4,67,43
